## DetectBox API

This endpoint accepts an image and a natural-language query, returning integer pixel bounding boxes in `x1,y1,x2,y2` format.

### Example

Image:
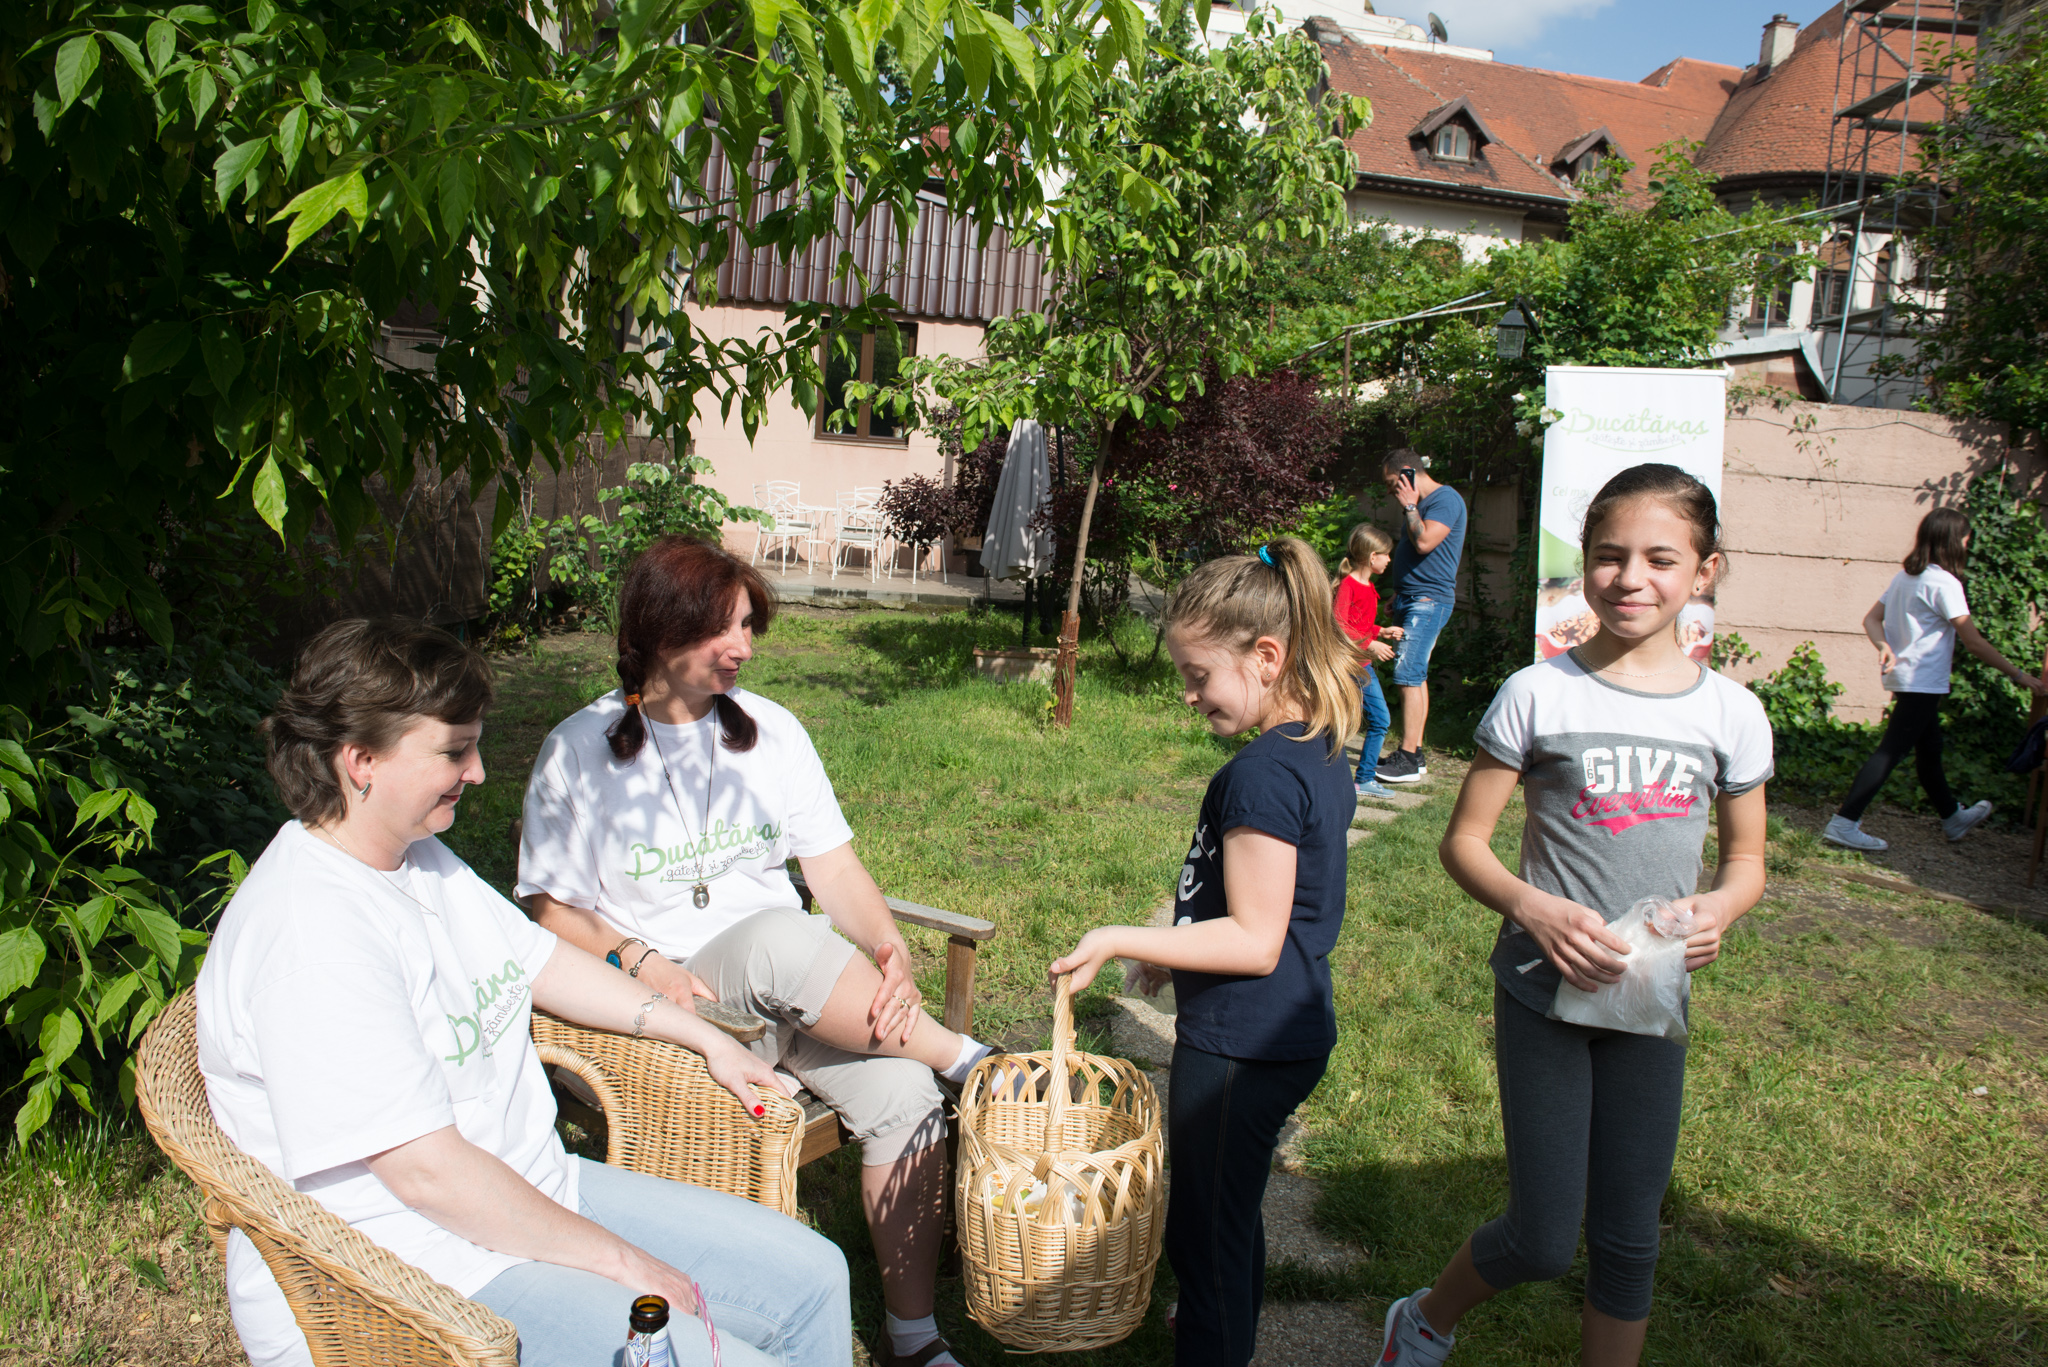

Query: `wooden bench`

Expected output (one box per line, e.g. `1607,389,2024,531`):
548,868,997,1168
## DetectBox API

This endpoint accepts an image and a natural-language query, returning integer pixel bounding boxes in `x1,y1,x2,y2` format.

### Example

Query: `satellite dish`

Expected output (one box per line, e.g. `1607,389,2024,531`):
1429,12,1450,44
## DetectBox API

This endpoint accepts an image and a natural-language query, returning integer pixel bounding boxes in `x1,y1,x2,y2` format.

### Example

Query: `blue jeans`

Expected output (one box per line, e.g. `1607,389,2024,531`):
1164,1044,1329,1367
1355,665,1390,785
473,1158,851,1367
1390,595,1454,688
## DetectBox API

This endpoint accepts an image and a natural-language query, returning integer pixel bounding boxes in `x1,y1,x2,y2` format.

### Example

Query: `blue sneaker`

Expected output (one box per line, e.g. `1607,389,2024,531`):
1356,780,1401,801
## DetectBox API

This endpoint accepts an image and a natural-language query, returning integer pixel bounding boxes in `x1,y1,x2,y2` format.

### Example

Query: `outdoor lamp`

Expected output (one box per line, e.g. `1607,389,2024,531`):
1495,301,1530,360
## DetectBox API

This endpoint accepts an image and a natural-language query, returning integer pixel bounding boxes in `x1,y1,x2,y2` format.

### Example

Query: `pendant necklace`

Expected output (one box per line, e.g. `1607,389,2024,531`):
643,704,716,909
320,825,440,919
1573,646,1697,681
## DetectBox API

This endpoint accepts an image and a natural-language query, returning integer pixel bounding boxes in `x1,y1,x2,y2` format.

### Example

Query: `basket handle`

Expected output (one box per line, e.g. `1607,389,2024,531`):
1043,972,1076,1152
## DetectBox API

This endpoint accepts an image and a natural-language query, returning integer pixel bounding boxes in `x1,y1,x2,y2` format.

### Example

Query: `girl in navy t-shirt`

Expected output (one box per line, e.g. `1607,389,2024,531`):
1051,536,1359,1367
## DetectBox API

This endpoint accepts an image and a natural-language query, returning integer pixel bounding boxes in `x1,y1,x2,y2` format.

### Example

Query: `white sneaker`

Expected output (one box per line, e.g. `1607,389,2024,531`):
1943,800,1993,842
1380,1288,1454,1364
1823,815,1888,852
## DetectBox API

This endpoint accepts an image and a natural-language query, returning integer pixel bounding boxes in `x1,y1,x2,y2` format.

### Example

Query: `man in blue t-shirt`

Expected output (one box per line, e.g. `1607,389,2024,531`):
1375,449,1466,784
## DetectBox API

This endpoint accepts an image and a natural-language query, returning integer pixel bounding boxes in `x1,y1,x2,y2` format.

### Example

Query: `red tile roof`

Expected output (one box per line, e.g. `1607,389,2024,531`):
1322,39,1740,216
1322,41,1573,209
1697,4,1972,188
1322,5,1971,214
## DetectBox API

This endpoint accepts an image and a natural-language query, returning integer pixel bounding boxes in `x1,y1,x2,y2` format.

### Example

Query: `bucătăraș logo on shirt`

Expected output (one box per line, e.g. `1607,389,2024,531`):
625,817,781,887
442,958,531,1067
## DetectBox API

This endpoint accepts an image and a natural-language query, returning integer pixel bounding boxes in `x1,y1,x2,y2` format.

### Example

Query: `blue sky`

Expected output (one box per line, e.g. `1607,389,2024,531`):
1416,1,1815,82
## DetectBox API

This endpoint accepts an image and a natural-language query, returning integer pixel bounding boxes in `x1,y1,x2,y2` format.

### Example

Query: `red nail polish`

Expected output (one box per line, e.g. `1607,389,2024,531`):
753,1105,765,1117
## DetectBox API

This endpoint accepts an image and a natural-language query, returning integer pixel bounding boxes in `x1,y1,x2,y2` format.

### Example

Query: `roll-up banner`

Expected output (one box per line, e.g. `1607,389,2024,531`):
1534,366,1727,664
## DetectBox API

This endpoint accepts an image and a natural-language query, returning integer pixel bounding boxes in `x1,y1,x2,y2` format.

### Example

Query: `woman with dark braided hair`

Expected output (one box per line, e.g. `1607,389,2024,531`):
518,537,997,1367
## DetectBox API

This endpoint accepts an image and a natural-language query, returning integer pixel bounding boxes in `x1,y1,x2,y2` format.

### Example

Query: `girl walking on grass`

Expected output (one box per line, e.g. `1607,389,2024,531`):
1823,507,2048,853
1380,465,1772,1367
1049,537,1359,1367
1334,523,1407,803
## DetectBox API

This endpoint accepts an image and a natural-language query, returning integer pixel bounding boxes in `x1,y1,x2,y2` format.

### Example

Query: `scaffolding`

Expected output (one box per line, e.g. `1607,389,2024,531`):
1815,0,1977,406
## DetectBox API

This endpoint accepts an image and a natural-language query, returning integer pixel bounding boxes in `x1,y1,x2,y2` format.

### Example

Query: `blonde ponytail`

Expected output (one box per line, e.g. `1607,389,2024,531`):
1165,536,1362,757
1334,522,1393,579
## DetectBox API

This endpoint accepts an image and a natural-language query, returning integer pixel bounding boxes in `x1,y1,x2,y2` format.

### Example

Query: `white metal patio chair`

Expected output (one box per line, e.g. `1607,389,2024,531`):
751,481,825,574
832,492,886,582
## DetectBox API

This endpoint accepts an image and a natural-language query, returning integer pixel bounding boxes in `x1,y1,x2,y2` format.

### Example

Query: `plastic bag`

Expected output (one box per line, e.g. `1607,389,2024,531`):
982,1174,1085,1222
1549,896,1696,1042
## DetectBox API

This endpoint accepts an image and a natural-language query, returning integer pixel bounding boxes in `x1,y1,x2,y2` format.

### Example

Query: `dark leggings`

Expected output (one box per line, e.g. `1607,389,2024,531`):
1837,691,1958,822
1469,985,1687,1321
1164,1043,1328,1367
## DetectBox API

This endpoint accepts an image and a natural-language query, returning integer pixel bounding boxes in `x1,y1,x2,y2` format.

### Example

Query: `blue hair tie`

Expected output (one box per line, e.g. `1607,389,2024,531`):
1257,545,1276,567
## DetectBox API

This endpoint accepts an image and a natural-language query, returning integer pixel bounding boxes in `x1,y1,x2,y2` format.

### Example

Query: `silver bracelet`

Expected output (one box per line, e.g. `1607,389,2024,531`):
631,991,668,1038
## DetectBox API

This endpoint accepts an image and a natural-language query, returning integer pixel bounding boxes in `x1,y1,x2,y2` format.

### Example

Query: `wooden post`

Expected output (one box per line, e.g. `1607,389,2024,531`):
1052,449,1106,729
943,936,979,1036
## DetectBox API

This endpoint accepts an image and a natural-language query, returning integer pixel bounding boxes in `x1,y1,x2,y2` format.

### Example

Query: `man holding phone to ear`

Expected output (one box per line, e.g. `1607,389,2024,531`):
1375,449,1467,783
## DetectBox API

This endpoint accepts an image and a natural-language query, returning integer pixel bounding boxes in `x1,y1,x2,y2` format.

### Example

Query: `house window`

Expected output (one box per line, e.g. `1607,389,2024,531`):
1571,148,1603,182
1432,124,1473,162
1747,282,1792,329
820,321,918,441
1815,269,1852,321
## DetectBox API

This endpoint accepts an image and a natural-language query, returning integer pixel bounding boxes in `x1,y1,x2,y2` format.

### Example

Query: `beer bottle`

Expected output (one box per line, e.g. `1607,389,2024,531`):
627,1294,674,1367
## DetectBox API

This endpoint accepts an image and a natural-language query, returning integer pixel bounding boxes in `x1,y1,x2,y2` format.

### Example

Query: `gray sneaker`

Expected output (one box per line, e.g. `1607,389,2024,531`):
1823,815,1888,852
1356,780,1402,801
1943,800,1993,842
1380,1288,1454,1364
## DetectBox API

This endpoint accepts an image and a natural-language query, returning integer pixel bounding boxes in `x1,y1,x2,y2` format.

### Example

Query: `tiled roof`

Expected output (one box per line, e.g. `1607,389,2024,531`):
1322,38,1741,214
1322,41,1572,209
1696,4,1972,188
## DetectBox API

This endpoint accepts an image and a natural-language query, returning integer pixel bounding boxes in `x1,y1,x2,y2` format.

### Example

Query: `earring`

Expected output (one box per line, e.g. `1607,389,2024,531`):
356,780,371,801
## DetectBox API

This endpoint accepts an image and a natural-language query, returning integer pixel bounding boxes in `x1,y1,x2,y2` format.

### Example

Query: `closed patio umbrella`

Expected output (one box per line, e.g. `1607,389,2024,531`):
981,418,1053,582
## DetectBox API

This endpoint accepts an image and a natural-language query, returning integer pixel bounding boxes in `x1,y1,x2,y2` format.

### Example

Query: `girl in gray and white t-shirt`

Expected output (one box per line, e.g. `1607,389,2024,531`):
1822,507,2048,852
1378,465,1773,1367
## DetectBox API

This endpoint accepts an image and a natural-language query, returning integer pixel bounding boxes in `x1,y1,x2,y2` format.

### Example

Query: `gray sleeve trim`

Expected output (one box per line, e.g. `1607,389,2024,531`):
1472,730,1526,771
1720,766,1774,797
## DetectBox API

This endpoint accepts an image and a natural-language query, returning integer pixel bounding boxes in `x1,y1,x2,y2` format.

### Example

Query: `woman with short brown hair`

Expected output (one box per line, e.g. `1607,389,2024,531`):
518,538,995,1367
199,617,850,1367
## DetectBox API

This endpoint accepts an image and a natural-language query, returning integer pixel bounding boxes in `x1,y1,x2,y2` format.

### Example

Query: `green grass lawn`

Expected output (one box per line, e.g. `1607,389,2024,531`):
4,604,2044,1366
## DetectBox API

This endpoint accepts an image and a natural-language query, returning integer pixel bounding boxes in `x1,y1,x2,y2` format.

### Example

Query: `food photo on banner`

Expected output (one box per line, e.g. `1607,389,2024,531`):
1534,366,1728,663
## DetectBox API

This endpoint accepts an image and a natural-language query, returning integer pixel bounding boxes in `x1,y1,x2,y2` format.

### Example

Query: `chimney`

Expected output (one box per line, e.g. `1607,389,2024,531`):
1759,13,1799,71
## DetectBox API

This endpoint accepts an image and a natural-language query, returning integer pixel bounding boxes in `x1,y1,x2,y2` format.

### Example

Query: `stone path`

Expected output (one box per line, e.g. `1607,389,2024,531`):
1100,780,1429,1365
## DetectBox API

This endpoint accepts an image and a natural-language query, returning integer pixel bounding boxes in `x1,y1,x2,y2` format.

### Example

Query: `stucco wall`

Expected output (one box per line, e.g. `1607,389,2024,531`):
1714,400,2030,724
1348,190,1526,261
683,303,987,570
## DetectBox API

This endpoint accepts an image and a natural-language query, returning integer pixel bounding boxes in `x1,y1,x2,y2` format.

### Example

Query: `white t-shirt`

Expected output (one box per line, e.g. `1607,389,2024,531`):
516,688,856,958
1879,566,1971,694
198,822,576,1367
1472,651,1774,1016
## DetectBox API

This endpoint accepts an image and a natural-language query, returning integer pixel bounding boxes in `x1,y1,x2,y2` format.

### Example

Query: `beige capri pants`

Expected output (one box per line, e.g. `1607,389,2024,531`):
685,907,946,1167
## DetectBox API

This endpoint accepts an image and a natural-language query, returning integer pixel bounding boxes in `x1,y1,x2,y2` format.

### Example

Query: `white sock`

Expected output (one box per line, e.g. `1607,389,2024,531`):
938,1035,994,1084
886,1312,957,1359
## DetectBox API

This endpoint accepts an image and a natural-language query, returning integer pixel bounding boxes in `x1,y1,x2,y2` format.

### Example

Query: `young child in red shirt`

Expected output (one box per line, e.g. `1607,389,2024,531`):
1334,524,1405,801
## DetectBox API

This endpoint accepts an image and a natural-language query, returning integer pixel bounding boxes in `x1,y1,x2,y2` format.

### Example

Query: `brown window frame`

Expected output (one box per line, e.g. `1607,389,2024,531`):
818,321,918,443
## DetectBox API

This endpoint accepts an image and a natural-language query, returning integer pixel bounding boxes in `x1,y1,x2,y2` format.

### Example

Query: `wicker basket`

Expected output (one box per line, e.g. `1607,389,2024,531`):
955,973,1165,1353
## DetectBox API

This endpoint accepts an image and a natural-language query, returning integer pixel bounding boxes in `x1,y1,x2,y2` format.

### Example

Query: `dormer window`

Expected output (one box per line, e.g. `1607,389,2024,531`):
1410,97,1497,167
1552,127,1618,186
